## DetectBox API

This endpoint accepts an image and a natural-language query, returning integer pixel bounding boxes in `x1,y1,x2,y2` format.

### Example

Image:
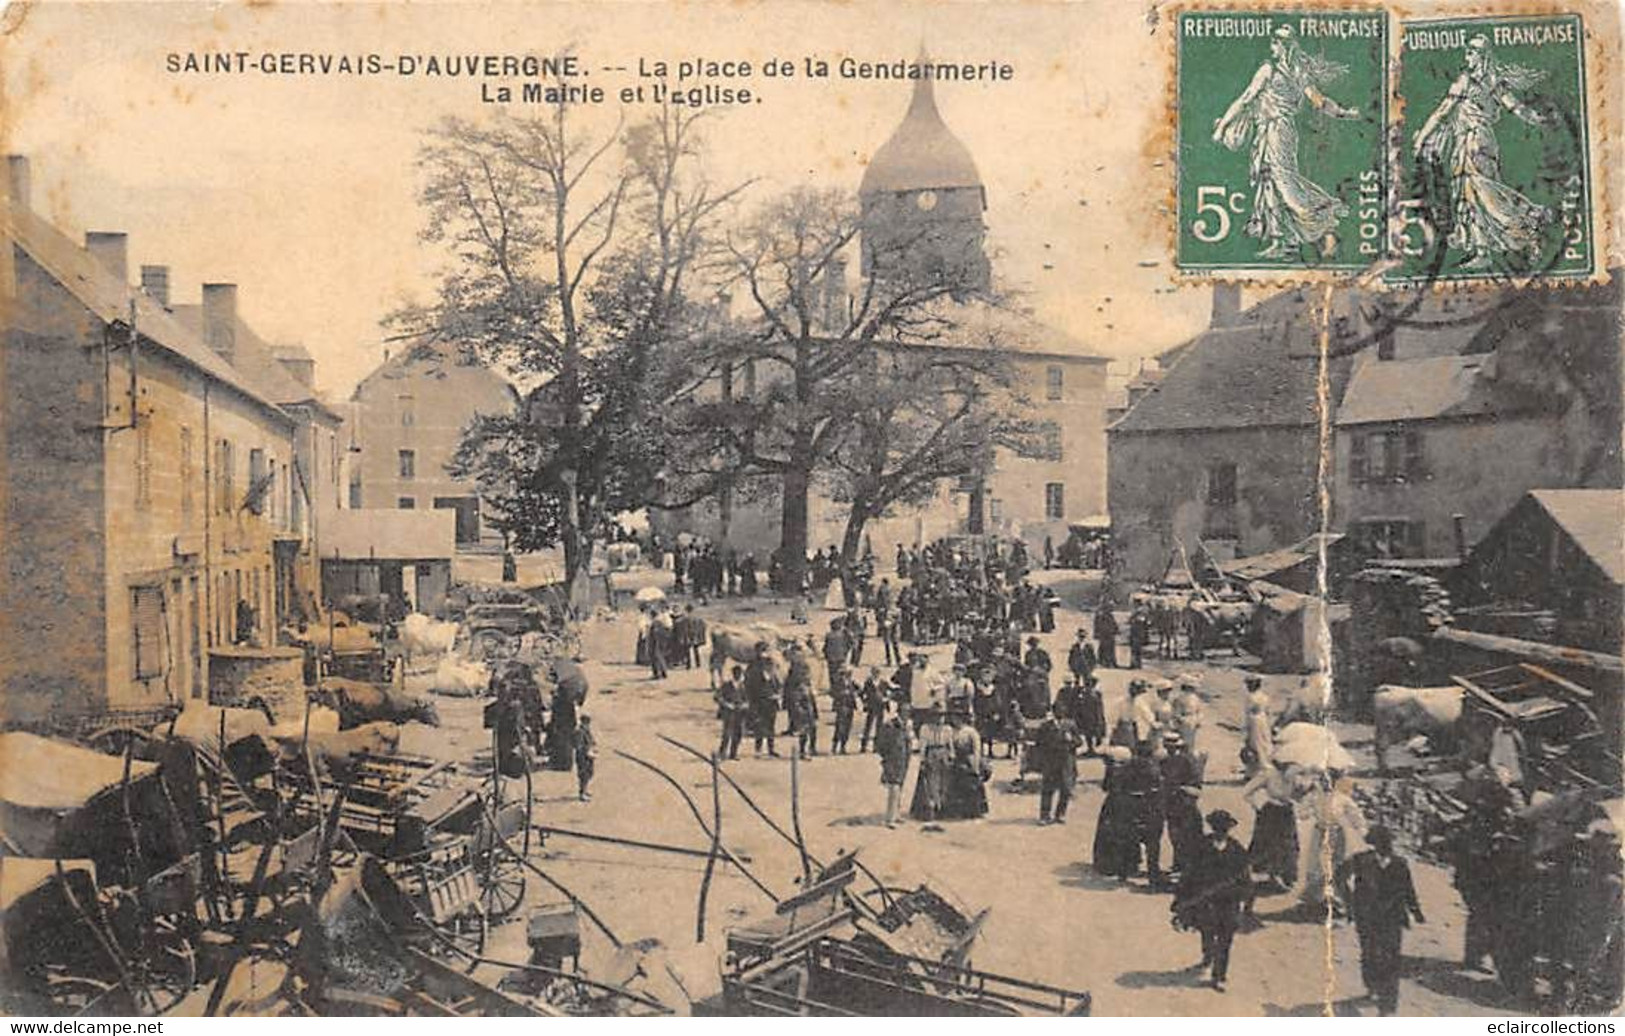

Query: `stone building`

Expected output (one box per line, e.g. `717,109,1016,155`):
1,156,310,730
347,340,519,549
663,72,1109,560
1107,285,1358,586
1332,278,1622,561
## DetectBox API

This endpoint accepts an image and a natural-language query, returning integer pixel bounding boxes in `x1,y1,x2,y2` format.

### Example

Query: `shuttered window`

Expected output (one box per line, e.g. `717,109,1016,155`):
132,585,165,680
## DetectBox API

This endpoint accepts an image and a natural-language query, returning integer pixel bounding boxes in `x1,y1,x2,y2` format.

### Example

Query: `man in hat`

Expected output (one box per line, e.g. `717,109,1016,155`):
1338,825,1425,1016
1068,628,1097,684
744,641,782,758
1173,809,1251,992
822,617,851,699
784,641,819,757
876,704,912,828
1035,704,1081,825
1094,603,1119,668
1118,739,1167,886
1161,733,1205,874
1128,603,1150,669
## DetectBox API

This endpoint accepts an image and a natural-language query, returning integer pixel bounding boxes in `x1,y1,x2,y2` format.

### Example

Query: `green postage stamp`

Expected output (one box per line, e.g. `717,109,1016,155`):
1176,9,1388,276
1393,13,1591,282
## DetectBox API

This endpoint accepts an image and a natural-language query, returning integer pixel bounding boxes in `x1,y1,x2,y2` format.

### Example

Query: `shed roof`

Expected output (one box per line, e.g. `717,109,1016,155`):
1528,489,1625,587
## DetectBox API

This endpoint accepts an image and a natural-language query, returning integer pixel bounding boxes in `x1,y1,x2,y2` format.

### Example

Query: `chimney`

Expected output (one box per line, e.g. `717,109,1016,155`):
140,264,170,308
1211,283,1241,327
84,232,129,284
822,256,848,333
277,350,315,389
1452,513,1468,561
202,283,238,366
5,155,30,210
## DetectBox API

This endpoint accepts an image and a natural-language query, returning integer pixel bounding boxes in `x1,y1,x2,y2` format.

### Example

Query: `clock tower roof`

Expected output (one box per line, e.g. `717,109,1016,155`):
859,69,984,198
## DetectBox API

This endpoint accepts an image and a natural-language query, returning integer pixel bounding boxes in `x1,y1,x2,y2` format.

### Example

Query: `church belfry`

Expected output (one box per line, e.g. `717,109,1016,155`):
858,69,991,296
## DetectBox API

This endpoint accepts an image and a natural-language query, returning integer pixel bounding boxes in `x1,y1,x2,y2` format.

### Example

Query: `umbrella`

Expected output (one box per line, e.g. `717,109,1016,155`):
1273,722,1355,772
634,586,666,603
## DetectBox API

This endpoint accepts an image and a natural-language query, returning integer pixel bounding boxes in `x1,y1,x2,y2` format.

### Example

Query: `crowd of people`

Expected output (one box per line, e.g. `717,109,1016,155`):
608,531,1623,1014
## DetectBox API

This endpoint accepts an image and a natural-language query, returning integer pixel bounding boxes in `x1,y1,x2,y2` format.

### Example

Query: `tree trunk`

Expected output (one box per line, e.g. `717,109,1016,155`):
779,465,810,595
838,504,869,572
559,471,590,611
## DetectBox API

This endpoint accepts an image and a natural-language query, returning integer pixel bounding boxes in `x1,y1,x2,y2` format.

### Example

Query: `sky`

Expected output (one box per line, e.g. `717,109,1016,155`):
9,0,1574,398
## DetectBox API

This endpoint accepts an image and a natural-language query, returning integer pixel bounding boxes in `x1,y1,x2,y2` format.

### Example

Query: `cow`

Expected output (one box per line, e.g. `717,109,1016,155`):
1372,684,1463,774
708,622,793,688
400,613,458,657
317,678,441,729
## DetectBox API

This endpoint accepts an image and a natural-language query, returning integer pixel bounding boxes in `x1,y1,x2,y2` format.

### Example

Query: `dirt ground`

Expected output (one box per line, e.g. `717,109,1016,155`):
442,592,1521,1017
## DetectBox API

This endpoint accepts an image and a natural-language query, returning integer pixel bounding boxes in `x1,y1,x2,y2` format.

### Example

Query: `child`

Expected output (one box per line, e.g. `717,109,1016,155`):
573,713,597,801
876,707,912,828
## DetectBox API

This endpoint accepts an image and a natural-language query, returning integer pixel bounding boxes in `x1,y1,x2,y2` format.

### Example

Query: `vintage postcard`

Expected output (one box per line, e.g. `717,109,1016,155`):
0,0,1621,1022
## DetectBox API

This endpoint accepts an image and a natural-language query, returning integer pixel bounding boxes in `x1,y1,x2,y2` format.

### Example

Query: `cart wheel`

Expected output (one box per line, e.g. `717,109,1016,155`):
42,972,120,1012
481,861,527,921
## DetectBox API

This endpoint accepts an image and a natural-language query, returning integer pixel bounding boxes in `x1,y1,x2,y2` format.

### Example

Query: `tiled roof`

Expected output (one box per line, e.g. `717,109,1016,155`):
4,203,291,421
1334,354,1502,425
1110,290,1352,433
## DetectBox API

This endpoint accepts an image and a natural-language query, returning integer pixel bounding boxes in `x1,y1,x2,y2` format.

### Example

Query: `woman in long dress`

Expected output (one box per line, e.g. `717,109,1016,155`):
944,716,989,820
909,707,954,821
1213,24,1362,258
1300,771,1367,911
1092,746,1136,878
1242,760,1300,891
1413,35,1551,270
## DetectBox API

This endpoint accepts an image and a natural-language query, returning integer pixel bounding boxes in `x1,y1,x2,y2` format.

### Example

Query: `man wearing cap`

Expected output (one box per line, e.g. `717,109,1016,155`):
1338,825,1425,1016
785,641,819,757
1173,809,1251,992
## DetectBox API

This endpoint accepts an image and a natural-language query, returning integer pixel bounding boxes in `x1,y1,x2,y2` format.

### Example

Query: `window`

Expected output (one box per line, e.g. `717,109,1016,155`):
1044,482,1065,520
217,439,235,514
1351,429,1424,484
398,394,415,427
989,498,1003,525
349,471,363,509
135,421,152,510
398,497,416,510
1207,462,1237,508
180,427,194,520
1042,424,1063,461
1353,518,1426,559
1045,365,1064,401
132,585,165,681
399,449,416,480
248,448,266,515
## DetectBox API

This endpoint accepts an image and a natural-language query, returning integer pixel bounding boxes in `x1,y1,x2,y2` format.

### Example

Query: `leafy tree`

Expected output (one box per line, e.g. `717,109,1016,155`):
396,100,742,601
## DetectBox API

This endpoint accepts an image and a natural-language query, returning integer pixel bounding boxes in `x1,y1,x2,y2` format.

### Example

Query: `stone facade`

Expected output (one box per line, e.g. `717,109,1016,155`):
2,157,304,730
347,342,518,547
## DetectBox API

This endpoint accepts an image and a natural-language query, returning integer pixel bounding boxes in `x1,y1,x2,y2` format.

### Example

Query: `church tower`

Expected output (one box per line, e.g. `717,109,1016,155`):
859,70,991,296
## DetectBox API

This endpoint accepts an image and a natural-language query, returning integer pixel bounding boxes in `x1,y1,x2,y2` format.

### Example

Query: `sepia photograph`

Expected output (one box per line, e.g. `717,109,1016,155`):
0,0,1620,1020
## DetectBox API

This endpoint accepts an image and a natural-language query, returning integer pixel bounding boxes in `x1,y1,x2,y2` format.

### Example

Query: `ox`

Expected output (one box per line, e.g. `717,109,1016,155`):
708,622,794,688
318,678,441,729
1372,685,1464,774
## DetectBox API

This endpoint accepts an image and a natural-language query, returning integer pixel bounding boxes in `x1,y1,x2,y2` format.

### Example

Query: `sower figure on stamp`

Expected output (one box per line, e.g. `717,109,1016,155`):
1413,35,1550,270
1213,24,1361,259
